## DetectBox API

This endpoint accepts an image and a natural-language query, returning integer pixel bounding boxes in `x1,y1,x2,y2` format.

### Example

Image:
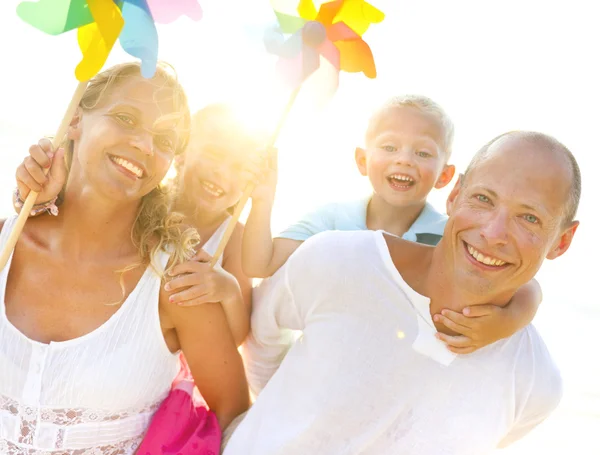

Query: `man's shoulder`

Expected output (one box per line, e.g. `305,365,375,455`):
511,325,563,397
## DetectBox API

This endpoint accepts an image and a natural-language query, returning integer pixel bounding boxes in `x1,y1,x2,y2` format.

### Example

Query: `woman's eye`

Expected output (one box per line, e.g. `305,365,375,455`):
114,113,135,127
476,194,490,203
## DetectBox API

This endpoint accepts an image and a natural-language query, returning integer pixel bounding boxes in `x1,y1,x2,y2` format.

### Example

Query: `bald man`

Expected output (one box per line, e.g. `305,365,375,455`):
225,131,580,455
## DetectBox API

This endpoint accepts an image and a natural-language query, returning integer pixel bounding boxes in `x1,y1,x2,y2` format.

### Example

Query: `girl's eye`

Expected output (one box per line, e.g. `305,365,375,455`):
417,150,432,158
523,214,539,224
155,135,175,153
476,194,490,203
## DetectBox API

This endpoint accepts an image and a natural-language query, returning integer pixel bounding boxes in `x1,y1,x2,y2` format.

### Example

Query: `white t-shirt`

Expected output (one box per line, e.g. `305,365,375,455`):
225,230,562,455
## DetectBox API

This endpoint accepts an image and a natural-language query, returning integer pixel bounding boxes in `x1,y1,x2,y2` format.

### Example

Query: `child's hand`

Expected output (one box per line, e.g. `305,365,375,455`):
16,138,67,205
246,147,278,205
164,249,242,307
433,305,513,354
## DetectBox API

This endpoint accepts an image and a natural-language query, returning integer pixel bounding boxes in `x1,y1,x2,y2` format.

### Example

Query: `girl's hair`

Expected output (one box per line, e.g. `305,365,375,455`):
62,61,199,284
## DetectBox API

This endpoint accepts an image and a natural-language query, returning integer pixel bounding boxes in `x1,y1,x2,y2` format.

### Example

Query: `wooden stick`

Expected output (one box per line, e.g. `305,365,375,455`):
209,86,302,267
0,81,89,271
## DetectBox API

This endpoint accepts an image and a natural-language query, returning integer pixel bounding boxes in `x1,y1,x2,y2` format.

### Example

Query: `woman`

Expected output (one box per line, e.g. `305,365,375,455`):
1,62,249,454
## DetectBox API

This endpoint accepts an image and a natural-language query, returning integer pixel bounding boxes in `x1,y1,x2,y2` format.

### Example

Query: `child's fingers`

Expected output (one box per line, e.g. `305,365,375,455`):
177,295,219,307
168,259,210,277
164,272,204,292
433,314,472,336
435,332,472,348
463,304,497,317
168,284,209,305
191,248,212,263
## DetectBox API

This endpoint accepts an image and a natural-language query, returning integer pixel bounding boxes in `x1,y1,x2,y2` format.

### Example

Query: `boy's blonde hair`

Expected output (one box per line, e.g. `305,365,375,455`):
365,94,455,159
62,61,198,284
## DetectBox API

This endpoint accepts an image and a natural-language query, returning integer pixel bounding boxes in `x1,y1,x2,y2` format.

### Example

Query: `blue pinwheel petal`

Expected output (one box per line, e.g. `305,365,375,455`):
118,0,159,78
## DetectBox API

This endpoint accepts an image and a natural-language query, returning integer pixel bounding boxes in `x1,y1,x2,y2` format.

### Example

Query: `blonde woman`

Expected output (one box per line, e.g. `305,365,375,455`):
1,62,249,454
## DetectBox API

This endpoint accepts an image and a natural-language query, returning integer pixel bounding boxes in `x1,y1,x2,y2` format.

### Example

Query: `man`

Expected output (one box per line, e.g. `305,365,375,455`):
224,131,581,454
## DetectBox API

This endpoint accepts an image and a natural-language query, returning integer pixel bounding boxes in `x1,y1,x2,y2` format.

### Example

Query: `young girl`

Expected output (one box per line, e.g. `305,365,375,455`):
6,62,250,454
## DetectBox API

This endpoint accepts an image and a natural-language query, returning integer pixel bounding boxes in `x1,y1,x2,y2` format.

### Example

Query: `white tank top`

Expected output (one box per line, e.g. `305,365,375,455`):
0,216,180,454
201,215,232,267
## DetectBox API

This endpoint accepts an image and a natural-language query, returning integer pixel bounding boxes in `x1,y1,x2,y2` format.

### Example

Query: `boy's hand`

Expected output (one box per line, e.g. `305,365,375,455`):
16,138,67,205
246,147,278,205
164,249,241,306
433,305,512,354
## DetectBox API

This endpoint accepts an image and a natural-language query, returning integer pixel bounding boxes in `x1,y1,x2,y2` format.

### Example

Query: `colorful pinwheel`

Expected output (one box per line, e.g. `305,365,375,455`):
265,0,384,91
207,0,386,266
16,0,202,81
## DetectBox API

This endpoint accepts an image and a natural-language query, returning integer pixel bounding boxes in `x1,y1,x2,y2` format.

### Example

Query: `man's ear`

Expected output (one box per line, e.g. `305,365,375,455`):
446,174,463,215
547,220,579,260
435,164,456,189
355,147,368,176
67,107,83,141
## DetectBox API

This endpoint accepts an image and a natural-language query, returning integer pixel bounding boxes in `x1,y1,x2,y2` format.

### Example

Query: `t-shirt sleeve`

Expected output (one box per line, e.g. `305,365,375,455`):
497,332,564,448
241,250,306,396
275,202,338,241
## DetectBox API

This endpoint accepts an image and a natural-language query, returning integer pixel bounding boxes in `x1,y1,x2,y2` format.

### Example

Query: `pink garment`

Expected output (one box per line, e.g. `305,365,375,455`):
137,356,221,454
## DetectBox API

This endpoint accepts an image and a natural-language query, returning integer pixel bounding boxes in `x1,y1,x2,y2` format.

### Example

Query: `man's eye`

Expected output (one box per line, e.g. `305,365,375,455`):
476,194,490,203
523,214,539,224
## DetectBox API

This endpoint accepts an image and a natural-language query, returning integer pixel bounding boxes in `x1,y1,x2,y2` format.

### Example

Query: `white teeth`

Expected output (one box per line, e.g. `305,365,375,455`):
467,244,506,267
111,156,143,178
201,181,224,197
389,174,414,182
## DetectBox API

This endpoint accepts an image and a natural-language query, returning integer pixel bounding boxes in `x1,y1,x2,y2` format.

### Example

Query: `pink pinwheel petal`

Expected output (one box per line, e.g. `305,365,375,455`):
146,0,202,24
318,38,340,70
326,20,360,42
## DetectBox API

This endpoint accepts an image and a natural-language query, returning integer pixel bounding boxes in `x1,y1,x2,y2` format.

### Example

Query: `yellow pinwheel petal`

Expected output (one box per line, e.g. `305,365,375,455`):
297,0,317,20
75,0,124,81
333,0,385,36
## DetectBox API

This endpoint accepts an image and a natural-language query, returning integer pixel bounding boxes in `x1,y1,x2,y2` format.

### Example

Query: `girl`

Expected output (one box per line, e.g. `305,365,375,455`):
4,62,249,454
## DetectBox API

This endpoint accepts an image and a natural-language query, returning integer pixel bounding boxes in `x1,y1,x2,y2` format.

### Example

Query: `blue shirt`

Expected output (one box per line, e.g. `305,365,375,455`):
277,195,447,246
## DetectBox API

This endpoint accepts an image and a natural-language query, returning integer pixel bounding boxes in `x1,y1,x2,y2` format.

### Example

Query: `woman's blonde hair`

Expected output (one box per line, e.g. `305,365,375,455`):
62,61,199,286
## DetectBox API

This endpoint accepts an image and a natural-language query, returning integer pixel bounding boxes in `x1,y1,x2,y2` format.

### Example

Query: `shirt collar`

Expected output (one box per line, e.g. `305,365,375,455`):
407,201,447,236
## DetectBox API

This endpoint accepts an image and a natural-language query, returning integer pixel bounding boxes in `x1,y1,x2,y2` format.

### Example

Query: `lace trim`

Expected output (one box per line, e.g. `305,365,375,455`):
0,394,160,451
0,394,161,426
0,436,143,455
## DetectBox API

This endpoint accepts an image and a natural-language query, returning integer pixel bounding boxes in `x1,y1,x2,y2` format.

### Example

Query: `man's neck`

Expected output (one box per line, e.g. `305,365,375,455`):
384,234,514,336
424,238,515,333
366,194,425,238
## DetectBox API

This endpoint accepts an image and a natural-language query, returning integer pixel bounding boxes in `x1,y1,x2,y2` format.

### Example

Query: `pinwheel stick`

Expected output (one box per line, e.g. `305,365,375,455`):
0,81,89,271
209,86,302,267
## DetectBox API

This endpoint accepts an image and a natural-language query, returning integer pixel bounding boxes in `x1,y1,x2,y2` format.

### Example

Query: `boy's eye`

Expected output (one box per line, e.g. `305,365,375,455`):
416,150,432,158
381,145,396,152
476,194,490,203
523,214,539,224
